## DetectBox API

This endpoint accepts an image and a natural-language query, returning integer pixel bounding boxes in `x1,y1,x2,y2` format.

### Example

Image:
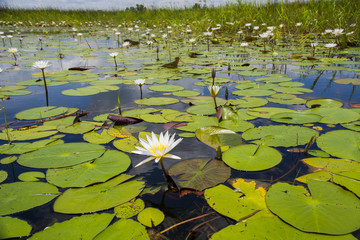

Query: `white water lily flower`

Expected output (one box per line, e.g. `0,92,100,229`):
134,79,145,86
109,52,118,57
324,43,337,48
208,85,221,98
189,38,196,43
259,32,269,38
0,68,3,73
8,48,18,53
203,31,212,36
33,60,51,69
240,42,249,47
310,42,318,47
333,28,344,36
132,131,183,167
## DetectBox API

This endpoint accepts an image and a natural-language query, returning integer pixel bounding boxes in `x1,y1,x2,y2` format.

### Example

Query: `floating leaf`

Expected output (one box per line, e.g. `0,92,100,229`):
306,99,343,108
0,216,32,239
18,171,45,182
317,130,360,161
304,108,359,124
270,112,322,124
113,136,138,153
242,125,319,147
205,179,270,221
28,213,114,240
195,126,243,149
247,107,296,119
0,155,17,164
176,116,218,132
54,174,144,214
18,142,106,168
83,129,116,144
222,144,282,171
172,90,200,97
137,208,164,227
149,84,184,92
266,180,360,234
135,97,179,105
233,89,275,97
114,198,145,219
15,106,68,120
0,171,7,183
210,214,357,240
0,126,58,141
57,122,95,134
186,104,217,115
334,78,360,85
341,121,360,132
46,150,131,188
0,182,60,216
218,120,254,132
93,218,149,240
168,158,230,190
229,96,268,108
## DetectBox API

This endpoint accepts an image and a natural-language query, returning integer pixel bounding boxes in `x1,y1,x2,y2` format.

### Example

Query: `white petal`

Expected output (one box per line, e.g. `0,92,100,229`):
134,156,155,167
164,153,181,159
154,157,162,163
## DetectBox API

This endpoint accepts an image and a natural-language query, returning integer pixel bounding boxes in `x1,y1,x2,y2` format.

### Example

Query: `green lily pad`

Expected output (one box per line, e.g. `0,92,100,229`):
306,99,343,108
218,120,254,132
267,96,306,105
223,144,282,171
341,121,360,132
168,158,230,191
0,155,17,164
247,107,296,119
195,126,243,149
304,108,359,124
93,218,149,240
137,208,164,227
242,125,319,147
229,96,268,108
43,116,77,127
205,179,270,221
62,86,100,96
15,106,68,120
57,122,95,134
18,171,45,182
0,126,58,141
317,130,360,161
0,139,60,155
0,182,60,216
54,174,144,214
233,89,275,97
114,198,145,219
113,136,138,153
210,214,357,240
334,78,360,85
181,96,227,105
83,129,116,144
149,84,184,92
186,104,217,115
28,213,114,240
254,75,292,83
238,70,267,76
135,97,179,105
176,116,219,132
18,142,106,168
270,112,322,124
0,171,7,183
172,90,200,97
46,150,131,188
0,216,32,239
266,180,360,234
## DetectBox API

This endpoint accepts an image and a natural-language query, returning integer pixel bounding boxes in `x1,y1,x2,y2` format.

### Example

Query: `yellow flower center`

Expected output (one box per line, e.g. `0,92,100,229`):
150,143,167,156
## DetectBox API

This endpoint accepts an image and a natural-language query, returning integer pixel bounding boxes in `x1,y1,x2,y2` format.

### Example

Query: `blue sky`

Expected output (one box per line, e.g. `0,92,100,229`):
2,0,245,10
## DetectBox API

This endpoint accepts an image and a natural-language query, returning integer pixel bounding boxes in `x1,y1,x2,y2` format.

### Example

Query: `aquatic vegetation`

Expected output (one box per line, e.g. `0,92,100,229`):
0,0,359,239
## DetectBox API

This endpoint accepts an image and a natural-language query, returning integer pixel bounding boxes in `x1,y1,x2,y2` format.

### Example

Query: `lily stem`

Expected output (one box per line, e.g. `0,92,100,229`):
41,69,49,106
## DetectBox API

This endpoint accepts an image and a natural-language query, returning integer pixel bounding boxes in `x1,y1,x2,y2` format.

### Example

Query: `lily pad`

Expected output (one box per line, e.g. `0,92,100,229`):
195,126,243,149
54,174,145,214
334,78,360,85
0,171,7,183
46,150,131,188
304,108,359,124
57,122,95,134
229,96,268,108
317,130,360,161
172,90,200,97
149,84,184,92
306,99,343,108
186,103,217,115
266,180,360,234
0,182,60,216
222,144,282,171
168,158,230,191
135,97,179,105
270,112,322,124
218,120,254,132
242,125,319,147
28,213,114,240
247,107,296,119
83,129,116,144
0,216,32,239
93,218,149,240
137,208,164,227
113,136,138,153
18,171,45,182
114,198,145,219
233,89,275,97
176,116,218,132
0,126,58,141
15,106,68,120
18,142,106,168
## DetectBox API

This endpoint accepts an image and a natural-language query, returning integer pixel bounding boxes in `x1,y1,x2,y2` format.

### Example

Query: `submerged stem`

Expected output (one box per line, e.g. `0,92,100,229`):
41,69,49,106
